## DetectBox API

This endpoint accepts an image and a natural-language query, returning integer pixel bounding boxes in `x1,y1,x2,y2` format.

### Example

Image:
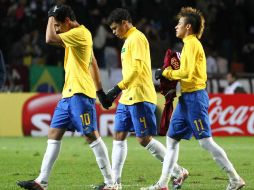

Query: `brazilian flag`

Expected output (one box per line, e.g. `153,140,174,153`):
30,65,64,93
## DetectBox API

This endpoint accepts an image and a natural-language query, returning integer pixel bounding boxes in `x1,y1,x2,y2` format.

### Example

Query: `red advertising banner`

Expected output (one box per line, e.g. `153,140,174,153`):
209,94,254,136
19,93,254,137
21,94,118,137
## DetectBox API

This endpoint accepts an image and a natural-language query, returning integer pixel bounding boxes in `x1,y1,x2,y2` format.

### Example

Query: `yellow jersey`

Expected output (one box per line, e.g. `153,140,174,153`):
162,35,207,92
59,25,96,98
117,27,157,105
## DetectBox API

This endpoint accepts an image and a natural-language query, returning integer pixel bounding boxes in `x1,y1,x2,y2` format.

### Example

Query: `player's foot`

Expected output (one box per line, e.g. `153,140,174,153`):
226,177,245,190
92,182,118,190
114,182,122,190
171,167,189,189
17,180,48,190
140,183,169,190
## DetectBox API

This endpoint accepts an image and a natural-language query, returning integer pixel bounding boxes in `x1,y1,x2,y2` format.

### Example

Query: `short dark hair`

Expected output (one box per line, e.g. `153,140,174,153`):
53,5,76,22
107,8,132,25
177,7,205,39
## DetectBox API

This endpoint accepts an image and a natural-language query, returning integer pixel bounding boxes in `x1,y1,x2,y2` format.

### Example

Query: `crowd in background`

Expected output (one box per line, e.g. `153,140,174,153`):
0,0,254,74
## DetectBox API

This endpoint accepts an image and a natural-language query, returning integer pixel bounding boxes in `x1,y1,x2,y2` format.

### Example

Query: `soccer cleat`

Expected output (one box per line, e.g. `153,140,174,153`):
92,183,118,190
140,183,169,190
17,180,48,190
114,182,122,190
226,177,245,190
171,167,189,189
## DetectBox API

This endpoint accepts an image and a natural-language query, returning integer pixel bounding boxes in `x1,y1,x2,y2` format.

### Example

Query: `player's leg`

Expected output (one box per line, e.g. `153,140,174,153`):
198,137,245,190
136,102,185,178
158,101,191,190
69,94,115,189
188,90,245,189
111,131,128,189
140,137,179,190
140,99,191,190
129,102,165,160
111,103,132,189
17,99,70,190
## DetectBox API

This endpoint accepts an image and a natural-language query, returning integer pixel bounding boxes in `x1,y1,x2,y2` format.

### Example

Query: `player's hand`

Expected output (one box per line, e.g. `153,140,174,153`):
155,68,164,80
96,89,112,109
48,5,59,17
106,85,122,103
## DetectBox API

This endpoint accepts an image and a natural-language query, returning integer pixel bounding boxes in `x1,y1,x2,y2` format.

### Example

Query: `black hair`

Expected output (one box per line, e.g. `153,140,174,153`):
53,5,76,22
177,7,205,39
107,8,132,25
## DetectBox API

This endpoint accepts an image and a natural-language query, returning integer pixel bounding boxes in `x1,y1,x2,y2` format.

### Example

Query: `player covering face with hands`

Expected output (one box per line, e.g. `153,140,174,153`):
101,8,189,190
141,7,245,190
17,4,116,190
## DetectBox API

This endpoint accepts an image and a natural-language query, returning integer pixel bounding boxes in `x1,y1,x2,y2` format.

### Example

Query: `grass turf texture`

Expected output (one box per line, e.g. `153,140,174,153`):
0,136,253,190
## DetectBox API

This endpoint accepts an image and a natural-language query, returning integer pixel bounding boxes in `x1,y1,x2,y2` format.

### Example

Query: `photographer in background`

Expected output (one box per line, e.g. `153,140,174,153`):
224,72,246,94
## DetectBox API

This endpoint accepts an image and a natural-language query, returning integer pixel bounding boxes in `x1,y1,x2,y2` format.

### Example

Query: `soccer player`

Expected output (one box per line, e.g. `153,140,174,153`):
105,8,188,190
17,4,115,190
141,7,245,190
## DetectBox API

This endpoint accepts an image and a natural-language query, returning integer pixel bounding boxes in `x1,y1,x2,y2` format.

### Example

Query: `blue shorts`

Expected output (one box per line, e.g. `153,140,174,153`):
114,102,157,137
50,93,97,135
167,90,212,140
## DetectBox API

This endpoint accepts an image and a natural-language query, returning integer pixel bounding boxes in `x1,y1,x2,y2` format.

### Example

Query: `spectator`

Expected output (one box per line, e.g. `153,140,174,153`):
206,49,218,74
217,54,228,74
224,72,246,94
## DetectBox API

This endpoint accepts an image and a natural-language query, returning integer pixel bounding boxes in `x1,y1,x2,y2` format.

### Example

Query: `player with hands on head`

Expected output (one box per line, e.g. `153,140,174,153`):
141,7,245,190
17,4,116,190
103,8,188,190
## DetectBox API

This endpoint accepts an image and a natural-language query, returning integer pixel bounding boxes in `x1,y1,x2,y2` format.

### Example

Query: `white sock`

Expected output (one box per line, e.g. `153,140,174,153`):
199,137,239,181
112,140,127,183
158,137,179,188
90,137,113,185
36,139,61,183
145,138,181,176
145,138,166,162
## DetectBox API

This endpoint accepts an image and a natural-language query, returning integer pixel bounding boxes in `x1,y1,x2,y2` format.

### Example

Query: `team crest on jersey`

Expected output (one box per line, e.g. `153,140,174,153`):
121,48,126,53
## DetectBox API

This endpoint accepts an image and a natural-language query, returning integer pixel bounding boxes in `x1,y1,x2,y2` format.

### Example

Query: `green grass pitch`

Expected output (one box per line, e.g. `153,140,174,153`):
0,136,253,190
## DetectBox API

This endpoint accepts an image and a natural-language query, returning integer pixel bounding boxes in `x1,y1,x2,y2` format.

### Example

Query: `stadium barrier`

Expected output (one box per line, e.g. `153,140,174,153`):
0,93,254,137
2,67,254,94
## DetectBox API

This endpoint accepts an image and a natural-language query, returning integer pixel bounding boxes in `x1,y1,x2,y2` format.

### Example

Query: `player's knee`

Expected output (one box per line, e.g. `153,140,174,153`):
84,131,99,144
198,137,212,150
137,136,152,147
166,136,179,149
48,128,65,140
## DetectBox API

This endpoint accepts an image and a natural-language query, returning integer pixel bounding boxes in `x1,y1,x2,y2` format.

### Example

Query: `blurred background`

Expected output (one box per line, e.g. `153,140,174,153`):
1,0,254,138
0,0,254,93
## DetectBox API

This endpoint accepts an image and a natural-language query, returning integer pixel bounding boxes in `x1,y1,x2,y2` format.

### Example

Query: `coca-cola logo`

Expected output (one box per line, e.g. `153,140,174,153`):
209,95,254,136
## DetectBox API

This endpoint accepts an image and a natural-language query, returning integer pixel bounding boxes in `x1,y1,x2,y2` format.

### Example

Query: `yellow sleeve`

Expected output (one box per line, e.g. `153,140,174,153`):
162,42,196,80
118,59,143,90
59,27,91,47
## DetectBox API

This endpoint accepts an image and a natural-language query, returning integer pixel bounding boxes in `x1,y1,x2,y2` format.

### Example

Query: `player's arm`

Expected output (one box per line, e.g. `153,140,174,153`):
90,52,103,91
162,43,196,80
90,52,111,109
46,17,64,47
106,59,142,103
117,59,143,90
